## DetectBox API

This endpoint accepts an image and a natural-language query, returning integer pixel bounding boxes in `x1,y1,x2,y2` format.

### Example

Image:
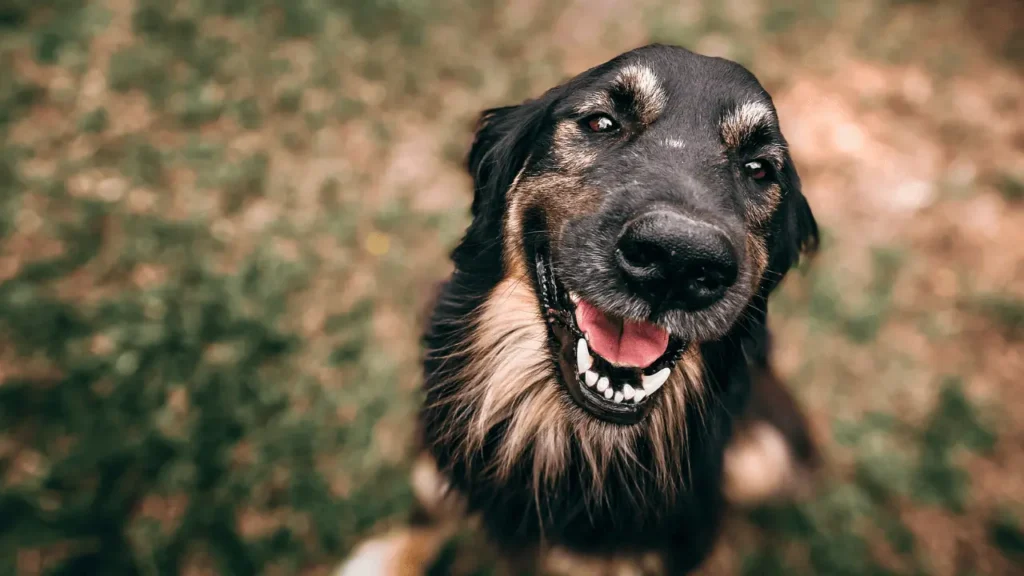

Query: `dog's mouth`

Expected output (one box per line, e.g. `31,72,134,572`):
534,249,687,425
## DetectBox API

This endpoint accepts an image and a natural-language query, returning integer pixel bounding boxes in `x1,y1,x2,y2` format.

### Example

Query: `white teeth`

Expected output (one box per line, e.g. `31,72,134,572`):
569,292,581,304
576,339,593,373
578,348,658,405
622,384,636,401
642,368,671,393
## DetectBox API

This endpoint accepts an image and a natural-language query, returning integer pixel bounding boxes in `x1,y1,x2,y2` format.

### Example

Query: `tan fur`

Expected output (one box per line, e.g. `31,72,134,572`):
501,161,534,278
720,100,774,149
335,457,470,576
432,274,705,505
578,92,615,116
553,121,600,172
410,453,466,521
614,64,666,125
722,421,794,506
544,547,666,576
504,170,595,278
746,230,770,284
334,527,450,576
745,182,782,226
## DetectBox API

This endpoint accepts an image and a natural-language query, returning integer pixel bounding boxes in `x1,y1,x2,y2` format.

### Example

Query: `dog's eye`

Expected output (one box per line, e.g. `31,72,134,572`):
583,114,619,133
743,160,770,181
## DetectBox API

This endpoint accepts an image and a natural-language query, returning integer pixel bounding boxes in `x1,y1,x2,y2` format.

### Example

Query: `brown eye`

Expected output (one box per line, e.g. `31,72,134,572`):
584,114,618,133
744,160,768,181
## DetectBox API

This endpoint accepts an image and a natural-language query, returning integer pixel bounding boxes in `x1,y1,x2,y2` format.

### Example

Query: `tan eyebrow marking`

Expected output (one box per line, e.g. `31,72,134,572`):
720,100,775,149
613,64,666,125
576,92,614,116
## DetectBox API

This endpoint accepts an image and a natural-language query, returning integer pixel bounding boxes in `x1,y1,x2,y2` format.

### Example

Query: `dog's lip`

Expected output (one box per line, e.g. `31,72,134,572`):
534,250,686,425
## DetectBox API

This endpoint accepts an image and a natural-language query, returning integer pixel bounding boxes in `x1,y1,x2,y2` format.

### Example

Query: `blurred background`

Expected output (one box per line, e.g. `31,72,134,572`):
0,0,1021,574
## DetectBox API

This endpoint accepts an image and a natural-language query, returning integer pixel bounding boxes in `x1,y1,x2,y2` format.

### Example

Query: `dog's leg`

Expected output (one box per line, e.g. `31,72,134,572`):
722,352,819,506
335,453,463,576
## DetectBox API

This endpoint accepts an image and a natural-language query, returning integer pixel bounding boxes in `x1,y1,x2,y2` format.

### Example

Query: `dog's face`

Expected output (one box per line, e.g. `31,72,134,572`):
428,45,816,503
456,45,816,424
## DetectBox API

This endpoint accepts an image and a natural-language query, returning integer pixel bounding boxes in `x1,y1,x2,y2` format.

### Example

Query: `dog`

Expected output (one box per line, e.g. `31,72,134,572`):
339,43,820,575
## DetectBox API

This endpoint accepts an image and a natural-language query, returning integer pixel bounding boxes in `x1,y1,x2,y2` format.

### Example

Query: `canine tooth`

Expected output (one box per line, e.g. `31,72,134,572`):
603,387,614,399
633,390,646,403
614,391,623,403
596,377,609,392
576,339,593,373
642,368,671,393
584,370,598,387
622,384,636,400
569,292,581,304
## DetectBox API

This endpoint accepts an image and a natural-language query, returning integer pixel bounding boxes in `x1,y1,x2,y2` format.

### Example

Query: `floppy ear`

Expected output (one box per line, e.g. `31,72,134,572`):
451,97,553,274
760,155,819,298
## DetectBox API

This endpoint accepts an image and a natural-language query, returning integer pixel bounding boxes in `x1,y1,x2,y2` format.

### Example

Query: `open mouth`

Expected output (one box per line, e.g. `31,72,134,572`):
534,249,688,425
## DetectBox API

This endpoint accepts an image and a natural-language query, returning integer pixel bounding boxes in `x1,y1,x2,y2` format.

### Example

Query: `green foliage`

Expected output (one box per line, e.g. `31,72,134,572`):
172,88,225,129
0,75,44,131
996,173,1024,202
0,4,439,571
913,378,996,513
804,243,907,343
78,107,109,133
920,378,997,455
235,98,264,130
326,299,375,365
0,194,416,571
120,137,166,188
27,1,108,65
107,44,175,102
0,152,21,239
988,509,1024,562
741,548,795,576
762,4,801,34
745,378,997,573
967,293,1024,341
275,88,303,114
219,152,270,213
843,246,906,343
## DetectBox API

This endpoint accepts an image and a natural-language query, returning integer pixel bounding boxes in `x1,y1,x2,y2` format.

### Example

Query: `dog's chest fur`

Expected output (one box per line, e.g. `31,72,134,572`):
419,273,754,571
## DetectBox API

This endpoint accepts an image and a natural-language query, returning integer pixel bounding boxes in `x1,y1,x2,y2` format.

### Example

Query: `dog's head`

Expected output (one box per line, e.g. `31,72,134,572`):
427,45,816,505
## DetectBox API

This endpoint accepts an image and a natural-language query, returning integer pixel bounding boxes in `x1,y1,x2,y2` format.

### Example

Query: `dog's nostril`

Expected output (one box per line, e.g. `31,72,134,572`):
692,266,716,289
686,265,732,305
617,237,667,274
616,211,739,311
693,266,724,291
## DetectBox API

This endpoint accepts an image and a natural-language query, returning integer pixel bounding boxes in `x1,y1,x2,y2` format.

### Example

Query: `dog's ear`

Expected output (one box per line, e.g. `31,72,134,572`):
452,97,553,272
761,154,819,297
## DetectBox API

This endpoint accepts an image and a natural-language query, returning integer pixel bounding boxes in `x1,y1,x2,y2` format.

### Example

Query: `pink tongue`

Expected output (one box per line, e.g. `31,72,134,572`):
574,300,669,368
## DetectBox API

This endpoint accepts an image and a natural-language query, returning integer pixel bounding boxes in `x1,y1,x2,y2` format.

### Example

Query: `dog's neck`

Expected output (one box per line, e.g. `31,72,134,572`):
419,263,756,559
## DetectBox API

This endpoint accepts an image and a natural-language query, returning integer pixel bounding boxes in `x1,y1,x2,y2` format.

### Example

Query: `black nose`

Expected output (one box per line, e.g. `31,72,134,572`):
615,211,738,311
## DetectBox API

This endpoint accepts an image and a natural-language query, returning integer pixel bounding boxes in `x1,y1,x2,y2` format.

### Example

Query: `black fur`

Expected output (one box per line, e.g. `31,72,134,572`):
420,44,818,573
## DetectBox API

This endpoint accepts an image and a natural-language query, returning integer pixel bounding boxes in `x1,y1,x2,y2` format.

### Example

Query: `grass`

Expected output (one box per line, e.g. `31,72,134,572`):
995,173,1024,203
966,293,1024,341
0,0,1021,574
